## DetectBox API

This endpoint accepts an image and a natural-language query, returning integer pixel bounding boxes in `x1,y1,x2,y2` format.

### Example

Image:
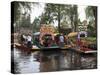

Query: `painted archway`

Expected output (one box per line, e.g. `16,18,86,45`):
39,25,55,44
78,31,87,39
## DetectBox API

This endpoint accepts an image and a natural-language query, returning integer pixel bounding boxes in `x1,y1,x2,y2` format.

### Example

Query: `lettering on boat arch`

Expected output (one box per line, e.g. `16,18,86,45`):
39,24,55,44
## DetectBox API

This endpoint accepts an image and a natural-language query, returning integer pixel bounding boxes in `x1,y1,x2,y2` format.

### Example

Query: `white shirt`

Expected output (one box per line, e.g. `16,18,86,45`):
59,35,64,42
27,35,32,42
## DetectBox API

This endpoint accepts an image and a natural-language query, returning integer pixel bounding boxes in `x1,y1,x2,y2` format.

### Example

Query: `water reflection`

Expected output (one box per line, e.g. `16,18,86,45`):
39,52,71,72
12,48,97,74
13,48,40,73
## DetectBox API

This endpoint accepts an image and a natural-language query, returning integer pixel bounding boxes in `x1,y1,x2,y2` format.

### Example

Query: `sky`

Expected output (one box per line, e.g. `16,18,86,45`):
78,5,87,22
30,3,87,26
30,3,45,23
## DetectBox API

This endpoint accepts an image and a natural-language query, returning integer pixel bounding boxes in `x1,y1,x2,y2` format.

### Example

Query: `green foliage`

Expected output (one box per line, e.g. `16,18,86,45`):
85,6,97,20
13,2,32,23
84,37,96,42
40,4,78,33
32,18,41,32
87,25,97,37
13,2,39,32
85,6,97,37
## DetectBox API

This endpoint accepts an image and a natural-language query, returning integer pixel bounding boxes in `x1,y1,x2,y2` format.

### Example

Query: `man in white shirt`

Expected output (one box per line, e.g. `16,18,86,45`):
59,34,64,47
27,34,32,48
27,35,32,42
60,35,64,43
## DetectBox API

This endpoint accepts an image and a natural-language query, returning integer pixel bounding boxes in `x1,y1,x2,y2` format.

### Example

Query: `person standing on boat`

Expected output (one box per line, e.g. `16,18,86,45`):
59,33,64,47
27,34,32,48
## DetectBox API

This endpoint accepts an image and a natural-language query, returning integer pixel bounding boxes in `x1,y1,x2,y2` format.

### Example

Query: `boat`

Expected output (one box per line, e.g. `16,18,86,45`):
14,43,97,54
14,43,60,51
14,43,40,51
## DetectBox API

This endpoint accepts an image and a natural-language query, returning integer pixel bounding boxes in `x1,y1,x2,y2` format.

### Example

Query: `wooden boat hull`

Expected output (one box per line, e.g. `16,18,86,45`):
14,43,60,51
14,43,97,54
15,44,32,50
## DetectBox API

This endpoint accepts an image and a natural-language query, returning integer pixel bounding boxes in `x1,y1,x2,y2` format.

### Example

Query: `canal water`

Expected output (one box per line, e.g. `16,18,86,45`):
11,48,97,74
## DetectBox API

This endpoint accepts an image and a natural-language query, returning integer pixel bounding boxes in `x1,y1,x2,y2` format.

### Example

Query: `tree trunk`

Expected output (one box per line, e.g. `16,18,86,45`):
58,5,61,33
70,6,75,32
70,5,78,32
74,5,78,32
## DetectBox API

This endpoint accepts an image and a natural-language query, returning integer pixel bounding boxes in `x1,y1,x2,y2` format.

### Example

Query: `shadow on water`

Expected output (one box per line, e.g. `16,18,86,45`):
11,48,97,74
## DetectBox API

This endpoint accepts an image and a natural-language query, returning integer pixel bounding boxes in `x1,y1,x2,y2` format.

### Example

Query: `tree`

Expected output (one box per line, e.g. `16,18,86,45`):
12,2,39,32
85,6,97,27
85,6,97,36
32,18,41,32
73,5,78,32
40,4,78,33
65,5,78,32
13,2,31,23
21,14,31,28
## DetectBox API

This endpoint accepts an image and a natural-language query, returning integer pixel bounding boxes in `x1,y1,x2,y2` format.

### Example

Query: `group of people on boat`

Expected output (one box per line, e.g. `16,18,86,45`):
41,33,73,47
20,33,73,48
20,31,89,49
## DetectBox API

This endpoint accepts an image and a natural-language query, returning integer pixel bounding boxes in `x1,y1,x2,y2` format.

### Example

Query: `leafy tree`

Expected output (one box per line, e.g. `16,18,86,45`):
32,18,41,32
40,4,78,33
85,6,97,28
85,6,97,37
12,2,38,32
88,22,96,37
21,14,31,28
12,2,31,23
64,5,78,32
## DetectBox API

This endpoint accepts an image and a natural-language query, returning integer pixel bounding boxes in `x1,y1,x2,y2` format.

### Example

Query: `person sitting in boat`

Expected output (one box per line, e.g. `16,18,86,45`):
49,40,57,47
64,36,73,48
43,38,49,47
27,34,32,48
65,36,72,45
